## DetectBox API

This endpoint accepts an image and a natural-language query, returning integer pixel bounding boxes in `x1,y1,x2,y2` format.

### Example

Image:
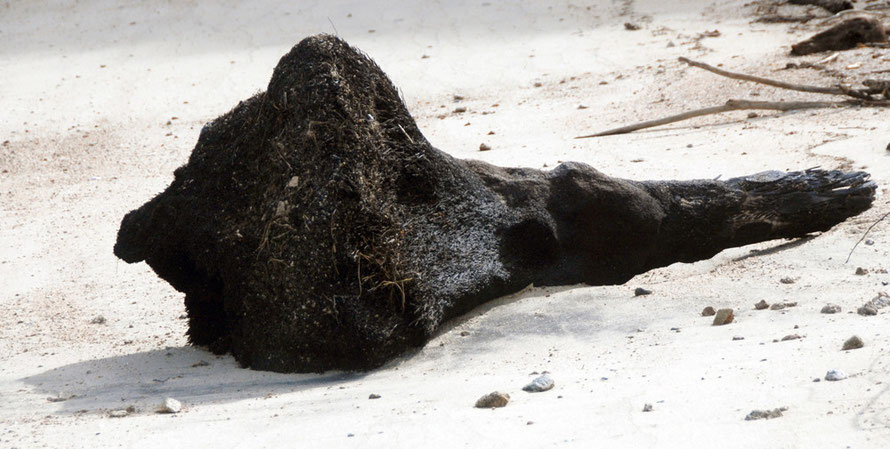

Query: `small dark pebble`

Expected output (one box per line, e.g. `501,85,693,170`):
634,287,652,296
780,277,795,284
842,335,864,350
643,403,653,412
745,407,788,420
781,334,802,341
479,143,492,152
754,300,769,310
369,394,381,399
475,392,510,408
855,267,868,275
821,304,841,314
732,336,745,341
712,309,734,325
702,306,716,317
624,22,640,30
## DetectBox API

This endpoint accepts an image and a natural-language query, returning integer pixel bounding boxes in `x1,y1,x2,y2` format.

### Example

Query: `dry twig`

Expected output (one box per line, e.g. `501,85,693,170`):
577,57,889,138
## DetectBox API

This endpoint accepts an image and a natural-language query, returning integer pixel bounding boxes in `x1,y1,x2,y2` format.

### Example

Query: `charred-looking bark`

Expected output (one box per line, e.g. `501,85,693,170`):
114,35,876,373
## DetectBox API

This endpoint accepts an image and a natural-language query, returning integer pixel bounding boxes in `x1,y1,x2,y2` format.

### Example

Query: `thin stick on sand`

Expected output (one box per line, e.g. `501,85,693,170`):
576,57,890,138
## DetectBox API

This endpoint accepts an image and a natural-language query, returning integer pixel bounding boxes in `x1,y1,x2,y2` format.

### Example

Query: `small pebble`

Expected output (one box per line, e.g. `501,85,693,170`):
642,403,653,412
479,143,492,152
157,397,182,414
858,304,878,316
90,315,107,325
781,334,801,341
369,393,381,399
475,392,510,408
770,303,785,310
453,106,467,113
701,306,716,317
820,304,841,314
624,22,640,30
745,407,787,420
523,374,555,393
634,287,652,296
842,335,864,350
754,300,769,310
732,336,745,341
825,369,847,381
712,308,734,325
855,267,868,275
864,239,874,246
779,277,795,284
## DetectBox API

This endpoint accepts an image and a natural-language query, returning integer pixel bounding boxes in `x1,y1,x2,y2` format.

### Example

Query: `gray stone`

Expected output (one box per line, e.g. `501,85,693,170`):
820,304,841,314
745,407,788,420
157,397,182,414
522,374,555,393
825,369,848,381
701,306,716,317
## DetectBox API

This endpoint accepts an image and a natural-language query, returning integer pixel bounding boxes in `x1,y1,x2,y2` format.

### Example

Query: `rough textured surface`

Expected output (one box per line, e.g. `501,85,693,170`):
791,17,887,56
114,35,876,373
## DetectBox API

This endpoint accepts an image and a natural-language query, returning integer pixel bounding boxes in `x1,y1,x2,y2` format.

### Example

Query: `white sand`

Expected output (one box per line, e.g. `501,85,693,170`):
2,1,889,447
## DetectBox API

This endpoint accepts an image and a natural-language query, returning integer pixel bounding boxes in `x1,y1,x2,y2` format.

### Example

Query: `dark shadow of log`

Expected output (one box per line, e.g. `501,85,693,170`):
114,35,876,373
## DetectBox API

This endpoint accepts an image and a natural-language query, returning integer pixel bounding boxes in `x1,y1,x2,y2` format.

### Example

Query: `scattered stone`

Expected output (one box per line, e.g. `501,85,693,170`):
634,287,652,296
856,267,868,275
732,336,745,341
781,334,802,341
90,315,107,325
475,392,510,408
791,18,886,56
523,374,555,392
453,106,467,113
712,308,734,325
459,331,470,336
842,335,864,350
865,239,874,246
701,306,716,317
157,397,182,414
813,378,821,382
191,360,210,367
745,407,788,420
453,94,465,101
624,22,641,31
747,112,759,119
47,393,76,403
770,303,786,310
369,393,381,399
820,304,841,314
780,277,795,284
825,369,847,381
642,403,653,412
754,300,769,310
858,304,878,316
479,143,492,152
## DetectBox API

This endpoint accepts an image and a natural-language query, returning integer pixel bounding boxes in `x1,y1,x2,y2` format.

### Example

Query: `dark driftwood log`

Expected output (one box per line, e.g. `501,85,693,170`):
114,35,876,373
788,0,853,15
791,17,887,55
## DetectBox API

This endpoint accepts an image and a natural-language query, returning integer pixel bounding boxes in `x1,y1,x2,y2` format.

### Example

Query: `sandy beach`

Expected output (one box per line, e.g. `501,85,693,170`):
2,1,889,447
